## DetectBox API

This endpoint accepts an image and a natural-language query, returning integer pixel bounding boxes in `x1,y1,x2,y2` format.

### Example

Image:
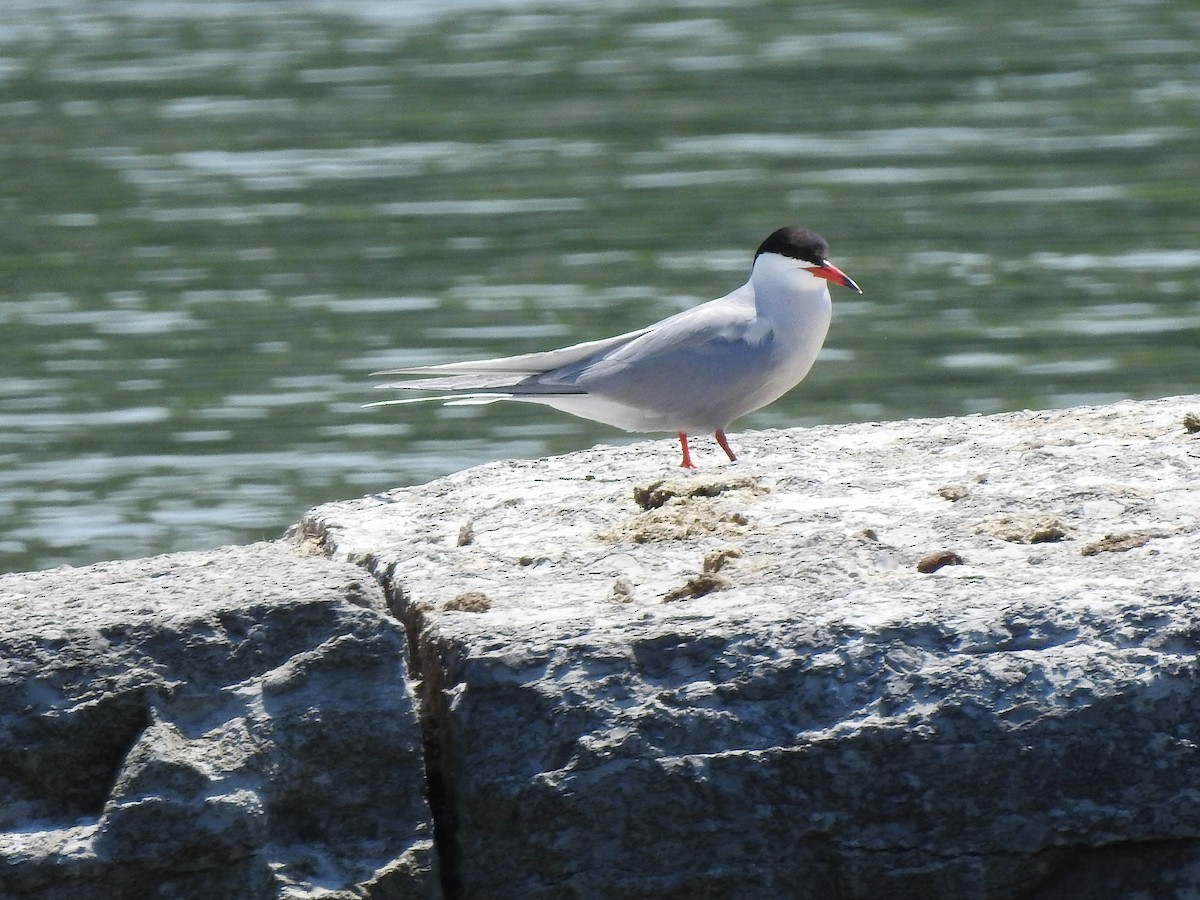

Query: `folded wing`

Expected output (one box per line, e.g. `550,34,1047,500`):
373,326,655,390
371,282,760,417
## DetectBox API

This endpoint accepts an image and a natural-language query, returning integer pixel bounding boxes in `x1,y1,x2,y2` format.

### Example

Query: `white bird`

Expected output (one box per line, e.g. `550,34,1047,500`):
369,226,862,468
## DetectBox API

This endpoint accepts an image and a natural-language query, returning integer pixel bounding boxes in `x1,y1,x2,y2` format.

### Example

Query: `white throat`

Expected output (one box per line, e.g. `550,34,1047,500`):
750,252,832,317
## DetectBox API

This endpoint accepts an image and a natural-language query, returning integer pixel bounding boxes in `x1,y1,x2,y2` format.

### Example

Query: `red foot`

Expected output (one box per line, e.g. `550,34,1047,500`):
677,432,697,469
714,429,737,462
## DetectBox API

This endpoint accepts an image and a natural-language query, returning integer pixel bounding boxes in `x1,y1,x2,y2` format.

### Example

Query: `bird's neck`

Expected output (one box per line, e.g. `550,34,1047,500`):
750,254,831,323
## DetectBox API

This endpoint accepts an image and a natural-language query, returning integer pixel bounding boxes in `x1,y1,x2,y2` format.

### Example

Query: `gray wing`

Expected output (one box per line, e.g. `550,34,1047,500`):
373,280,761,407
545,303,783,425
372,325,657,394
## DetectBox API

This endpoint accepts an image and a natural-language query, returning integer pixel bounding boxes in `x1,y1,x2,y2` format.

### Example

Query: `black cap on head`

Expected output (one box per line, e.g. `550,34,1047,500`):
754,227,829,264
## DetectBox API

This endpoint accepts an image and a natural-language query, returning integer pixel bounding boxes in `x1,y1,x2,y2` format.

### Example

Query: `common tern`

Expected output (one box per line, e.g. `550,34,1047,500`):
370,226,861,468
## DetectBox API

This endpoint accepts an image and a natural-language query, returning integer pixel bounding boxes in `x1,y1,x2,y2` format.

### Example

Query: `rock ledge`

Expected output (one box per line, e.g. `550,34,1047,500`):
298,395,1200,899
2,395,1199,899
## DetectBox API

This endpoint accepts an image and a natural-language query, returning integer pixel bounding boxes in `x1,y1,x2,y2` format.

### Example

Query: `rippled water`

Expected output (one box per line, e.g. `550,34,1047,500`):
2,0,1198,572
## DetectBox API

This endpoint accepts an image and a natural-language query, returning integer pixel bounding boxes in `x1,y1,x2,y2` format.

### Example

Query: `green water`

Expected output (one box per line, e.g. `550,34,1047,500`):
2,0,1198,573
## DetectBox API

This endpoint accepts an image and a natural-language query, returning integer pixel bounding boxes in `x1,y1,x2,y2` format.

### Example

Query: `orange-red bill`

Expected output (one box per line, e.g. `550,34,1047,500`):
809,262,862,294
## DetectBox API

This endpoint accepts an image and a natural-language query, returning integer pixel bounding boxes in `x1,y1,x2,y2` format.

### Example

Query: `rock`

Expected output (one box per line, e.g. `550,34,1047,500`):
915,548,963,573
0,543,437,899
4,396,1198,899
294,395,1200,899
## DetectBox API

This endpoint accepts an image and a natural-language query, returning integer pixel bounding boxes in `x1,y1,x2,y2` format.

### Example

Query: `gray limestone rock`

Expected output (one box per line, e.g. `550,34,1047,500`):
296,395,1200,899
0,543,437,899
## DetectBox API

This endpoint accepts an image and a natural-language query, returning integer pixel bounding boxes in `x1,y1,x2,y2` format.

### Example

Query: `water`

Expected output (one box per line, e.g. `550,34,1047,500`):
2,0,1198,573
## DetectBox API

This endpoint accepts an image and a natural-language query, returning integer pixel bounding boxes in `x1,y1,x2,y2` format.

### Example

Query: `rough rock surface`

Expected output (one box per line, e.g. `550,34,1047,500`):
0,543,437,899
295,395,1200,899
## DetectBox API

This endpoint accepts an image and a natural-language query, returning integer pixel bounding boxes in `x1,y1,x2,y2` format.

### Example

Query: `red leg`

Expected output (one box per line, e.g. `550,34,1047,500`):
677,432,696,469
714,429,737,462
